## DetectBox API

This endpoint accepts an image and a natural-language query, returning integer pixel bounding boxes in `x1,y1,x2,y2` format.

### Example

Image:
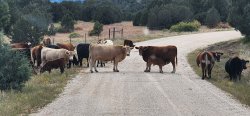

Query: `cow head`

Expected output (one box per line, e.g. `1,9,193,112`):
135,46,149,56
124,46,133,56
212,52,224,62
65,50,75,61
241,59,249,69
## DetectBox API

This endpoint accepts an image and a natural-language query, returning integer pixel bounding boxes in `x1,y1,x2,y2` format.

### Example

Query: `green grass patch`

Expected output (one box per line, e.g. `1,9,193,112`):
0,68,80,115
170,20,201,32
187,39,250,106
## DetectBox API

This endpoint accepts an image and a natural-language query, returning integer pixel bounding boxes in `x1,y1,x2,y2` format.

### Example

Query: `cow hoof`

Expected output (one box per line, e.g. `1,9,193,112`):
95,70,98,72
160,71,163,73
90,70,94,73
144,70,149,72
171,71,175,73
202,77,205,80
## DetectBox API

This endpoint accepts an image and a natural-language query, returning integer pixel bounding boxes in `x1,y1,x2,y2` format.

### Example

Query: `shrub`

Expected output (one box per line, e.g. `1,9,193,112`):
170,20,201,32
89,21,103,36
61,13,75,33
205,7,221,28
69,32,81,38
0,33,31,91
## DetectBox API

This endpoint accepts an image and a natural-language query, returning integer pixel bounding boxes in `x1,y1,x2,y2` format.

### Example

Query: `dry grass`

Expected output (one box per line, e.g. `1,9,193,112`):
47,21,233,46
187,39,250,106
0,68,80,115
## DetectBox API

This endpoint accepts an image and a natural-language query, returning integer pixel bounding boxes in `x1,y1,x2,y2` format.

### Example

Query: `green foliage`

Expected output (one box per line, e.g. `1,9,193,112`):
69,32,81,38
47,24,57,36
147,4,193,30
0,0,10,31
0,33,31,91
133,12,142,26
205,7,221,28
92,5,122,24
89,21,103,36
61,13,75,33
170,20,201,32
228,0,250,38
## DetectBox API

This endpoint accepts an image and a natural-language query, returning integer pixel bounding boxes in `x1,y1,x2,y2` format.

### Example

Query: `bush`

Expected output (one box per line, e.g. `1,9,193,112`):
89,22,103,36
61,13,75,33
69,32,81,38
170,20,201,32
205,7,221,28
0,33,31,91
228,0,250,38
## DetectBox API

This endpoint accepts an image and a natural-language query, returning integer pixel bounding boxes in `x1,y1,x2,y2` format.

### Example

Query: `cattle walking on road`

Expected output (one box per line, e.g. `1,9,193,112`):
74,43,90,67
196,51,223,79
89,45,131,73
135,46,177,73
225,57,249,81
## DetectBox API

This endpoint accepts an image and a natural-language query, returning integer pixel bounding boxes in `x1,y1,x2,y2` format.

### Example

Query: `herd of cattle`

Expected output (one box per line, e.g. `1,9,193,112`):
10,38,249,81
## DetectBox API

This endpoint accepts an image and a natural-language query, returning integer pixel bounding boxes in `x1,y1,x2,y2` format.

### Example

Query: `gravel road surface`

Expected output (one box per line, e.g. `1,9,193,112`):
33,31,250,116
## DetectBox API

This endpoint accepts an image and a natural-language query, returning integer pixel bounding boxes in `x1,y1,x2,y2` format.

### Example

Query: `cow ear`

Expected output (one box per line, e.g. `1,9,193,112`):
246,60,249,63
135,47,139,49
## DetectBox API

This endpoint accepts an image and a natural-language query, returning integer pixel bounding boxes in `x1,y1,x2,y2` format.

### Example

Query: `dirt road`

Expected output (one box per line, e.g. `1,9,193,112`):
34,31,250,116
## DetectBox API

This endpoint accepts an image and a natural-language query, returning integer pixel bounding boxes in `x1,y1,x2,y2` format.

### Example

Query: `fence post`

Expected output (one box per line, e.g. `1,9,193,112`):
113,27,115,40
109,29,111,39
121,28,123,39
70,37,72,43
85,33,86,43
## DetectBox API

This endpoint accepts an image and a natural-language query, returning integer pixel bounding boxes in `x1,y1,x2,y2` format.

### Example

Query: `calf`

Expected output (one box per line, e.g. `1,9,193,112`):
89,45,130,73
75,43,90,67
11,42,31,49
135,46,177,73
196,51,223,79
56,43,77,68
225,57,249,81
40,47,74,74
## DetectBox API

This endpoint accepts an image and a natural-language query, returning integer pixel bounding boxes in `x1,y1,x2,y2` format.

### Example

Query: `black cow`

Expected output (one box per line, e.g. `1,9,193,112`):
46,44,60,49
74,43,90,67
225,57,249,81
124,39,135,48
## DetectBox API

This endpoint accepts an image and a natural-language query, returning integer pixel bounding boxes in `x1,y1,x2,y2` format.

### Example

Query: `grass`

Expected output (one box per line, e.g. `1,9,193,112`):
187,39,250,106
0,68,80,115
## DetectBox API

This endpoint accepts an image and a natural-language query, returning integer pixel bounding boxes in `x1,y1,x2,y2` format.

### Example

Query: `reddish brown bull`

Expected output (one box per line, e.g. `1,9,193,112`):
11,42,31,49
196,51,223,79
135,46,177,73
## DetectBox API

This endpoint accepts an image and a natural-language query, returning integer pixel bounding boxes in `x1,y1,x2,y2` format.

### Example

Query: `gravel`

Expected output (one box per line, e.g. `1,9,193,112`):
33,31,250,116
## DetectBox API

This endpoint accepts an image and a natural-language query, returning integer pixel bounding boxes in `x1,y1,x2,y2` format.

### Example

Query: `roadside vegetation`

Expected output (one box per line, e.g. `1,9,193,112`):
188,39,250,106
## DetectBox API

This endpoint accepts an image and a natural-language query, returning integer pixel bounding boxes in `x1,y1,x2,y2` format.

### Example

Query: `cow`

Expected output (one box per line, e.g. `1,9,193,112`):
31,45,43,67
46,44,60,49
56,43,77,68
43,38,52,46
74,43,90,67
96,39,114,67
40,47,74,74
124,39,135,48
196,51,223,79
225,57,249,81
135,46,177,73
11,42,31,49
89,45,131,73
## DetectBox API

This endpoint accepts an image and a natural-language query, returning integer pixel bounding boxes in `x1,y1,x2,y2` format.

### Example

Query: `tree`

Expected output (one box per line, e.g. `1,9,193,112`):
205,7,221,28
92,5,122,24
0,0,10,31
133,12,142,26
228,0,250,38
89,21,103,36
0,32,31,91
61,13,75,33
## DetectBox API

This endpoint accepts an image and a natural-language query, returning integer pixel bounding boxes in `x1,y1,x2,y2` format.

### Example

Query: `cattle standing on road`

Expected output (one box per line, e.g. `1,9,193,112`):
43,38,52,46
56,43,77,68
74,43,90,67
135,46,177,73
225,57,249,81
124,39,135,48
96,39,114,67
89,45,131,73
196,51,223,79
40,47,74,74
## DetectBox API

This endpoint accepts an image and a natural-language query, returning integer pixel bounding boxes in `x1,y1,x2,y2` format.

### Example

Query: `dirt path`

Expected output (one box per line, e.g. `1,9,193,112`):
33,31,250,116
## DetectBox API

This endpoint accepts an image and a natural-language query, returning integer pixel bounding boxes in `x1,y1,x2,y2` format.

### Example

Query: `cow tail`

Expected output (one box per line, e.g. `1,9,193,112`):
205,52,208,70
176,48,178,66
88,44,92,64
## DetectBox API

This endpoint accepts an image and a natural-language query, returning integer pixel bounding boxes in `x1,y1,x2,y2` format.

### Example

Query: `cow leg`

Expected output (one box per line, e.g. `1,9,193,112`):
60,66,64,74
87,58,89,67
202,67,205,80
79,58,83,67
159,65,163,73
171,61,176,73
94,60,98,72
90,58,94,73
144,62,151,72
115,62,119,72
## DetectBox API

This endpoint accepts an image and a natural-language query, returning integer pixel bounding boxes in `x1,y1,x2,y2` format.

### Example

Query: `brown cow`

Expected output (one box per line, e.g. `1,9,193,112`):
43,38,52,46
196,51,223,79
124,39,135,48
89,45,131,73
56,43,77,68
31,45,43,67
135,46,177,73
40,47,74,74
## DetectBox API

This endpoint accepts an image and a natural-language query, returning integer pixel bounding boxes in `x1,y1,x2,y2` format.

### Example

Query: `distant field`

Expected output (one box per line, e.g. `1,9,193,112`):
188,39,250,106
48,21,232,45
